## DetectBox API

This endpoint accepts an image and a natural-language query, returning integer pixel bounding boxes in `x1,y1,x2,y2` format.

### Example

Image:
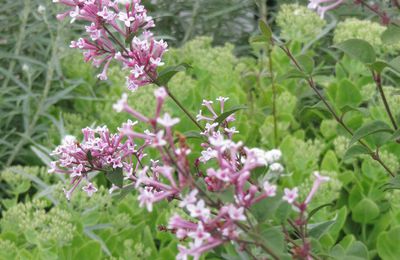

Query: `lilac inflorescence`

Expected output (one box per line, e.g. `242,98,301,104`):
54,0,167,90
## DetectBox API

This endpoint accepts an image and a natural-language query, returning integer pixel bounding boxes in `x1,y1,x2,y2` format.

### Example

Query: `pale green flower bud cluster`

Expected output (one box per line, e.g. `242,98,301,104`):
379,151,400,173
1,200,75,246
360,83,376,101
383,86,400,117
109,240,151,260
112,213,131,230
166,37,246,101
53,183,112,210
333,135,350,158
0,239,18,259
320,120,337,139
0,166,58,196
277,91,297,114
333,18,400,54
276,4,326,43
279,136,324,173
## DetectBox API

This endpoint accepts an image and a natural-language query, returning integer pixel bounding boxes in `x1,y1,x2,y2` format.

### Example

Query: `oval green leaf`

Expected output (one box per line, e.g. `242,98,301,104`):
334,39,376,64
349,120,393,145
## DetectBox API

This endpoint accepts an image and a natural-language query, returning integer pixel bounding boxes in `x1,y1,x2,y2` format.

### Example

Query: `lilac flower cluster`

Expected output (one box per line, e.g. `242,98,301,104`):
54,0,167,90
49,124,137,199
49,87,330,258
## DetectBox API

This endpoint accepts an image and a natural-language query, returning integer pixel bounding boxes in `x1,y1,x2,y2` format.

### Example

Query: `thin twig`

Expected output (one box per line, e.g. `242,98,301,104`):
279,45,396,177
372,71,398,129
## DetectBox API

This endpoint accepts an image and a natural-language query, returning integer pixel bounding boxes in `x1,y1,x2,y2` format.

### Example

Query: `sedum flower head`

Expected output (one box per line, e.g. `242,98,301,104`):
0,239,18,259
379,150,400,173
276,4,326,43
383,86,400,118
333,135,350,158
333,18,400,54
1,200,76,246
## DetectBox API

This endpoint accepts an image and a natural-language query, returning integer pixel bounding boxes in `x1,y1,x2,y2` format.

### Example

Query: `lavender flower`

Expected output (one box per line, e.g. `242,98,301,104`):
308,0,345,18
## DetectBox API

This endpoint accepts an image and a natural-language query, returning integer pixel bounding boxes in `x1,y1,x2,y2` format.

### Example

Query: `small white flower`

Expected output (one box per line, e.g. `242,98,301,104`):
112,93,128,112
179,189,198,208
227,204,246,221
269,162,284,173
138,187,154,212
118,12,135,27
154,87,167,100
157,113,180,127
263,181,277,197
82,182,98,197
61,135,77,145
188,222,211,246
282,187,298,204
131,64,145,78
38,5,46,14
150,57,165,66
187,200,210,219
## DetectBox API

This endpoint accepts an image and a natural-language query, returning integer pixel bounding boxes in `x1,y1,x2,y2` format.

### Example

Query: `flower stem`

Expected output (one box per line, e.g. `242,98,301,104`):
164,86,204,132
267,44,278,147
372,71,398,130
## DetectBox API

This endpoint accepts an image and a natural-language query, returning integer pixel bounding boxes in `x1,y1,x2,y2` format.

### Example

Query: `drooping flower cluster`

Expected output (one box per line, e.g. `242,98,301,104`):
49,87,332,258
49,124,137,199
54,0,167,90
308,0,345,18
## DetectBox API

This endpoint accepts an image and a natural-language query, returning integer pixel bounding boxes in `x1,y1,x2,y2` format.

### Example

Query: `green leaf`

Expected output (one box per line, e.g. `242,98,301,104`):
340,105,369,116
259,226,285,255
377,226,400,260
336,79,362,109
331,240,369,260
156,63,191,86
381,25,400,45
213,105,247,125
249,35,269,44
106,168,124,187
75,241,102,259
349,120,393,145
296,54,314,75
381,175,400,191
352,198,380,224
388,56,400,73
307,203,334,222
321,150,339,172
277,69,307,81
333,39,376,64
370,60,388,73
309,219,336,239
390,128,400,141
258,20,272,41
343,144,370,160
142,226,157,257
250,195,282,222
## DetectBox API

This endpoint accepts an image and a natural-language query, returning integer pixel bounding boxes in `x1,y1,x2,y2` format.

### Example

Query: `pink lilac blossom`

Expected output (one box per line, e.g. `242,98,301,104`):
49,124,137,200
50,87,330,258
54,0,167,90
308,0,345,18
50,90,287,256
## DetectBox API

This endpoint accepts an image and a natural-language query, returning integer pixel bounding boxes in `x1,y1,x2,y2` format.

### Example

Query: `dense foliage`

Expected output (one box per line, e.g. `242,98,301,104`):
1,0,400,259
